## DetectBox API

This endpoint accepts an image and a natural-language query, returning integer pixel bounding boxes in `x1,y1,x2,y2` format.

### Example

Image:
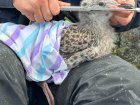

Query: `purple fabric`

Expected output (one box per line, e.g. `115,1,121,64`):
5,39,14,46
47,78,54,83
5,26,22,46
53,73,61,82
56,29,63,38
27,64,32,73
60,72,65,79
52,72,65,82
53,28,63,52
53,42,59,52
49,54,63,73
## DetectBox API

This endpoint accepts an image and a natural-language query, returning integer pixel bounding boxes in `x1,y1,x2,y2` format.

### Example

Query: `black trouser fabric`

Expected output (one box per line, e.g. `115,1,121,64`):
0,41,28,105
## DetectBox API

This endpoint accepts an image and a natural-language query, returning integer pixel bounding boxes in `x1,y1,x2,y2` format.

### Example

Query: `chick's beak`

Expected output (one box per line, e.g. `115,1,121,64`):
118,3,134,9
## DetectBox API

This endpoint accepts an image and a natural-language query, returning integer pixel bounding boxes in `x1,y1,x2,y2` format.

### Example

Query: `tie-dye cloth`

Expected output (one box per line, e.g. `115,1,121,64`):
0,20,73,84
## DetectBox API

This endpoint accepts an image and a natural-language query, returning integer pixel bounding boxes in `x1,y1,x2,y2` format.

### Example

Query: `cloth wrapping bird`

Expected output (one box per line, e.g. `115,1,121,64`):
0,21,73,84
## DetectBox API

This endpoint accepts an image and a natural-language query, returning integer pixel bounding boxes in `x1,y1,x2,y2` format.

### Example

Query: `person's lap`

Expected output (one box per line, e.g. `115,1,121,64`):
0,40,140,105
0,40,58,105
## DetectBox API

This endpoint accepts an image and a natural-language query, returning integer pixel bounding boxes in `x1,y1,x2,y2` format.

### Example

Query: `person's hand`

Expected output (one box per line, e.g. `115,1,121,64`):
12,0,70,23
109,0,135,26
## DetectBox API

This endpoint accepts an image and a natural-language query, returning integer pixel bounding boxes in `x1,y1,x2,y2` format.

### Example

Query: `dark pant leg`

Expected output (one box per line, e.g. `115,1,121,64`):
55,54,140,105
0,41,28,105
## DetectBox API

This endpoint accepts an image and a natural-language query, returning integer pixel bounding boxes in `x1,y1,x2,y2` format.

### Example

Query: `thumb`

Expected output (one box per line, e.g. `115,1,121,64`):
58,1,71,6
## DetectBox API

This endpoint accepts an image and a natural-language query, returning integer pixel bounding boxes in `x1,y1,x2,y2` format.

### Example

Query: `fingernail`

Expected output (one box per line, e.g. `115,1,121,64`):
121,0,126,2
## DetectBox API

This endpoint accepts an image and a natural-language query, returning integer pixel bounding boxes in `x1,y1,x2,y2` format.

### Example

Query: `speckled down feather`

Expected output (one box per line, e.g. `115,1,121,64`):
60,0,119,69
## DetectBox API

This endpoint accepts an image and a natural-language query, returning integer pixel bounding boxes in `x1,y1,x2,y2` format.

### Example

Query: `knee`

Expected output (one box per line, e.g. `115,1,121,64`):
0,41,18,62
0,41,23,72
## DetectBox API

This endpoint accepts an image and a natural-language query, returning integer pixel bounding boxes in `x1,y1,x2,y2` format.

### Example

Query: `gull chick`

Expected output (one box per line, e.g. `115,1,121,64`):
60,0,119,69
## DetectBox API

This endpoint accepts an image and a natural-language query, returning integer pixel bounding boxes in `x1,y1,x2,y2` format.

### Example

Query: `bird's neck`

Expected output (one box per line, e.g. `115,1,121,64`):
77,11,114,36
77,18,114,37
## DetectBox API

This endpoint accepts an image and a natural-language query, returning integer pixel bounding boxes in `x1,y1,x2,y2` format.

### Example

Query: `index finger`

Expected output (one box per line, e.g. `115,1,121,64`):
115,0,135,6
115,0,126,4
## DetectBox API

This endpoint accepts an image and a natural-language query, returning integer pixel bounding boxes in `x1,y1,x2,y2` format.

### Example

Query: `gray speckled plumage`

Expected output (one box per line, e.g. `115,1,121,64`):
60,0,119,69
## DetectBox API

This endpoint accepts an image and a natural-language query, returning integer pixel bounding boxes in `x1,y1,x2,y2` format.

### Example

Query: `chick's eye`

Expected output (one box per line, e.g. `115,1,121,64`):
99,2,106,6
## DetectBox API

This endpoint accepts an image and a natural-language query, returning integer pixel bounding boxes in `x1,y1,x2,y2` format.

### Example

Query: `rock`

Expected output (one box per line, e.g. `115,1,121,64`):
113,27,140,69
